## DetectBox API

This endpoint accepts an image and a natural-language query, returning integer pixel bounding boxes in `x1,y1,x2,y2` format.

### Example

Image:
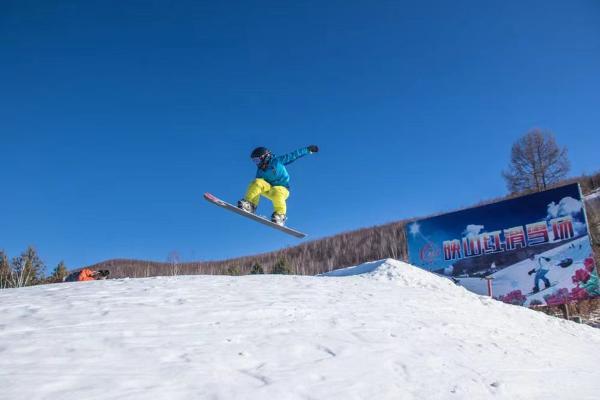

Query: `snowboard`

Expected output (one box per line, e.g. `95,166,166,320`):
203,193,307,239
527,281,559,296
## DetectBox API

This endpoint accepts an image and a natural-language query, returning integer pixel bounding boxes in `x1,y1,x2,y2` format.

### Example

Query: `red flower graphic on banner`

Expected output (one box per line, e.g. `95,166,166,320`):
584,257,595,272
498,290,527,306
572,269,591,284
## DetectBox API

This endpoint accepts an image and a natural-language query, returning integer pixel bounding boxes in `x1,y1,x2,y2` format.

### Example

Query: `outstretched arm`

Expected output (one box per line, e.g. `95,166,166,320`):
276,145,318,165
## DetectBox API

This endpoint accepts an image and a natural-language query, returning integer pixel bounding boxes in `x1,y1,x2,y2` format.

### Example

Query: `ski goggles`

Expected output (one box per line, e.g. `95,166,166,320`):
252,154,270,165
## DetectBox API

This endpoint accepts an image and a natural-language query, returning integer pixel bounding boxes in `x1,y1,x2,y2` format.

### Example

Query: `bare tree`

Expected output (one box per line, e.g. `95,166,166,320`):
0,251,11,289
10,246,45,287
167,251,180,276
503,129,570,192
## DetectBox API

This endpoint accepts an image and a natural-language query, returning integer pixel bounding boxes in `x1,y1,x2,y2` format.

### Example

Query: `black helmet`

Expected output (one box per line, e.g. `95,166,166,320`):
251,147,271,159
250,147,272,166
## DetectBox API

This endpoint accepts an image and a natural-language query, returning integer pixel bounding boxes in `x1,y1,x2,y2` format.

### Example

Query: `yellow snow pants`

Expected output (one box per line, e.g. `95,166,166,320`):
244,178,289,215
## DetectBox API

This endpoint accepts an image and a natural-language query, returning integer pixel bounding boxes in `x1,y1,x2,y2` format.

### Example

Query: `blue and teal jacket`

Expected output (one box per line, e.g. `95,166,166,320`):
256,147,311,188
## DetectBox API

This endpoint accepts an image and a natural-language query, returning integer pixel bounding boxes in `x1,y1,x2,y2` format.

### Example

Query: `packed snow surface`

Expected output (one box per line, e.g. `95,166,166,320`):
585,189,600,200
1,259,600,400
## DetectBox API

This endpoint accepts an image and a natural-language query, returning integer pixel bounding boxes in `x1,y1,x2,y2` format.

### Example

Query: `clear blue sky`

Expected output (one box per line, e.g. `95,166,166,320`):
1,0,599,271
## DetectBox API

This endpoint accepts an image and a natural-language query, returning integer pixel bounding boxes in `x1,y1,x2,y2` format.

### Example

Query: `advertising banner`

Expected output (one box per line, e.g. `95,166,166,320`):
406,183,599,306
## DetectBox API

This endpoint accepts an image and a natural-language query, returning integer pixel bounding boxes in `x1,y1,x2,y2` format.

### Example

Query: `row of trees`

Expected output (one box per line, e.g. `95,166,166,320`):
0,247,68,289
165,252,292,277
86,220,408,278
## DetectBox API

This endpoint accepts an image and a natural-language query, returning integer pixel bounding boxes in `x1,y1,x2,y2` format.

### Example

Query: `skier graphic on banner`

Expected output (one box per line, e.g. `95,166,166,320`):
527,254,553,293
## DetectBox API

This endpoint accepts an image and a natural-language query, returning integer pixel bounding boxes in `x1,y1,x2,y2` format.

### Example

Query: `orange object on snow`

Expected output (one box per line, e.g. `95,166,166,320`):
77,268,96,281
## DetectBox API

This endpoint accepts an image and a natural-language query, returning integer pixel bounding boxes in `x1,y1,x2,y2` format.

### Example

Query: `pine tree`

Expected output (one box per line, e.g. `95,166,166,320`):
51,261,68,283
270,259,292,275
226,265,241,276
250,263,264,274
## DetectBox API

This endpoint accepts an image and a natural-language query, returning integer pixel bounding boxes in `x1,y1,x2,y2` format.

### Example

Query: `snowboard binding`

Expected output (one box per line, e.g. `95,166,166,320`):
237,199,256,214
271,213,287,226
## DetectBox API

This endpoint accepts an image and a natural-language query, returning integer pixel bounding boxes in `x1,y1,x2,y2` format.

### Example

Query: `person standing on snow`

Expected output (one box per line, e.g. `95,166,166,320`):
237,145,319,226
527,254,553,293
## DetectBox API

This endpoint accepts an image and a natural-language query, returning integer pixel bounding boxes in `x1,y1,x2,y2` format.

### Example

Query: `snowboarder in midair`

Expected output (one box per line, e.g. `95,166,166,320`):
238,145,319,226
527,254,552,293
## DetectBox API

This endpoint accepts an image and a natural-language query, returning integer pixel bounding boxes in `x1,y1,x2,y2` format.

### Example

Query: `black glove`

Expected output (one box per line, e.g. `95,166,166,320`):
308,145,319,153
527,268,536,276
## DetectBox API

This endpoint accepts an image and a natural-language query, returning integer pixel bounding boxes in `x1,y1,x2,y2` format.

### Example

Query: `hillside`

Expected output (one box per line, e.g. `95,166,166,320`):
2,259,599,399
84,173,600,278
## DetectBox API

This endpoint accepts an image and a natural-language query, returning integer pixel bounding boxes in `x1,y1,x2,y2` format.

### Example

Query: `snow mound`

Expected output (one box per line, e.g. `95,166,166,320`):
321,258,460,292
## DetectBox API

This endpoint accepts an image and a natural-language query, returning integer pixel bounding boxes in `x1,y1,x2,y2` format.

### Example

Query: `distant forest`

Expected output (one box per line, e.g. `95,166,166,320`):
87,173,600,278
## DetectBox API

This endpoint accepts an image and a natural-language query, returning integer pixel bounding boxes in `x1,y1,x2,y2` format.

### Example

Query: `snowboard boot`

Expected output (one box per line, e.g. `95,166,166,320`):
271,212,287,226
237,199,256,214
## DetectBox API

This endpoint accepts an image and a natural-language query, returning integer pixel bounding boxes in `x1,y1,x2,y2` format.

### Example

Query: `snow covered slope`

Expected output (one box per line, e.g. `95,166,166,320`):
1,259,599,400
